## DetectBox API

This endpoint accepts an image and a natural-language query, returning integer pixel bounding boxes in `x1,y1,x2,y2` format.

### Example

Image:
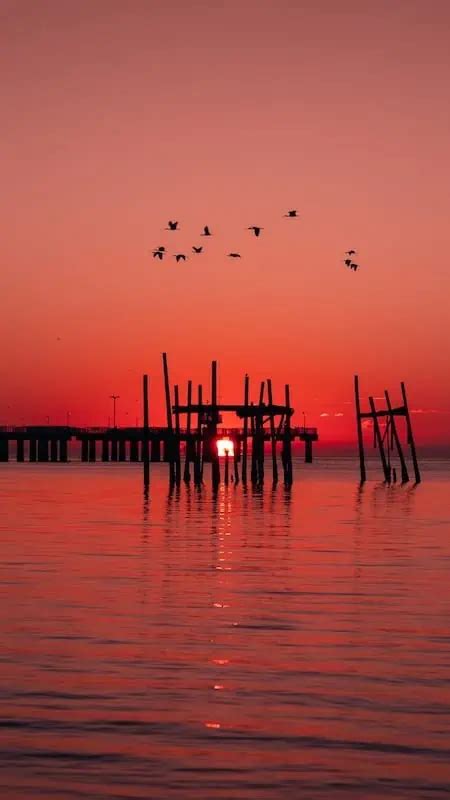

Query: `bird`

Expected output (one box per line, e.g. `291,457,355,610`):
284,210,298,217
350,262,359,271
345,249,356,256
192,246,203,254
228,252,241,258
344,258,352,267
173,253,187,262
248,226,263,237
166,220,179,230
201,225,212,236
152,246,166,259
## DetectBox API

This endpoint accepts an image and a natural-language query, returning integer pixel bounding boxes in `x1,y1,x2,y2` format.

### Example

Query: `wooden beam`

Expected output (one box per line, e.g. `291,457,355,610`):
242,374,249,483
401,382,421,484
385,389,409,483
267,378,278,484
369,396,390,482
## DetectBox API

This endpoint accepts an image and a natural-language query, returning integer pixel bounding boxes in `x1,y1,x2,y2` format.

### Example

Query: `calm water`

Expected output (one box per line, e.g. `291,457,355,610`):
1,459,450,800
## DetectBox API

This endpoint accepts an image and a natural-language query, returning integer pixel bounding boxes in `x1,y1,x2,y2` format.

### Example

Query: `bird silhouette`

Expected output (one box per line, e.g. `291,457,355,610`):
166,221,179,230
284,210,298,217
192,246,203,253
174,254,187,262
344,258,352,267
346,249,356,256
248,226,263,237
228,252,241,258
201,226,212,236
153,250,165,260
350,262,359,271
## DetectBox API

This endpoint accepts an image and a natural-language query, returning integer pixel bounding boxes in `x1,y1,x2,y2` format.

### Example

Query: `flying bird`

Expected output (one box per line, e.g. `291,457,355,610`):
344,258,352,267
284,210,298,217
350,262,359,271
173,253,187,262
346,250,356,256
201,226,212,236
153,250,165,260
228,252,241,258
192,246,203,253
248,226,263,237
166,221,179,230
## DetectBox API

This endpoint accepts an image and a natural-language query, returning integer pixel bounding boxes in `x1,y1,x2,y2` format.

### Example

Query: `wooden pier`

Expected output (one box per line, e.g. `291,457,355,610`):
0,355,318,488
354,375,421,484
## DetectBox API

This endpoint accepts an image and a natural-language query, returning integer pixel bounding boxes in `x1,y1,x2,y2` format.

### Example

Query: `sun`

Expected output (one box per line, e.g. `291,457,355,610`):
216,438,235,457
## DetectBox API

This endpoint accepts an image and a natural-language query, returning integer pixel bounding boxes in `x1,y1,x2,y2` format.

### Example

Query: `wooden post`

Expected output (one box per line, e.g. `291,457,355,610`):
195,383,203,485
162,352,175,484
211,360,220,488
183,380,192,483
267,378,278,484
143,374,149,486
354,375,366,483
284,384,293,486
233,437,239,484
369,396,390,482
401,382,421,484
250,401,258,484
258,381,265,484
385,389,409,483
242,374,249,484
174,384,181,486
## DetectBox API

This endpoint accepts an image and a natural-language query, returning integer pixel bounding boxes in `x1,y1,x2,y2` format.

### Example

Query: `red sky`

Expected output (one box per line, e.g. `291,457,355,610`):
1,0,450,444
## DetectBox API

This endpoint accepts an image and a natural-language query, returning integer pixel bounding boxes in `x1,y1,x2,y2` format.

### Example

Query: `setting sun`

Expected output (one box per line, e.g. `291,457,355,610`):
216,438,234,457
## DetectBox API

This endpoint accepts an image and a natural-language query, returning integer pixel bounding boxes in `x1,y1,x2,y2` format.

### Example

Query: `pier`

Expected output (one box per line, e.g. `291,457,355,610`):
0,354,318,488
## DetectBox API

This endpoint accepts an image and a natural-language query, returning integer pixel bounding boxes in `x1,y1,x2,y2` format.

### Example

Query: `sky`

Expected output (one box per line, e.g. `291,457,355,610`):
1,0,450,446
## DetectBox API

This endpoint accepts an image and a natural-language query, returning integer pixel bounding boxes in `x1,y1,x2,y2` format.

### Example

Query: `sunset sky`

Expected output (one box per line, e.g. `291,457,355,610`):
2,0,450,445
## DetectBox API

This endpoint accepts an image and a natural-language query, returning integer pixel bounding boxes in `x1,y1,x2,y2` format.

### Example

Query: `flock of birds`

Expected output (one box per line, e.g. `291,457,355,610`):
151,210,362,272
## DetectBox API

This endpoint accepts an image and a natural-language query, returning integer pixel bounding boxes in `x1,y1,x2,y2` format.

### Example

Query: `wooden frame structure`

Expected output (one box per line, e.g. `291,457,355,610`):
354,375,421,484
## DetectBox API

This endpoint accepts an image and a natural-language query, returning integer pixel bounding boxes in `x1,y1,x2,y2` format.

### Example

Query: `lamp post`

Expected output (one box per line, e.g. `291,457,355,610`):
109,395,120,428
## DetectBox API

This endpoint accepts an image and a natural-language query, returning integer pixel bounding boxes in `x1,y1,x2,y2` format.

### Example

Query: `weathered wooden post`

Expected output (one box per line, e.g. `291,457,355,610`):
174,384,181,486
267,378,278,484
183,380,192,483
369,396,390,482
142,374,150,486
211,360,220,488
284,384,293,486
242,374,249,484
401,382,421,484
385,389,409,483
354,375,366,483
162,352,175,484
194,383,203,485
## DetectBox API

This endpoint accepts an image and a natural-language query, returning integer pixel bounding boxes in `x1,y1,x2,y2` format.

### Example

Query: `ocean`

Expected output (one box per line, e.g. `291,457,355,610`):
1,458,449,799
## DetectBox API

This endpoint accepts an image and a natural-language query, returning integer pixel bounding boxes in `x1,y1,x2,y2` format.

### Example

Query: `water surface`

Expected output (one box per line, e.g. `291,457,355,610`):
1,459,449,799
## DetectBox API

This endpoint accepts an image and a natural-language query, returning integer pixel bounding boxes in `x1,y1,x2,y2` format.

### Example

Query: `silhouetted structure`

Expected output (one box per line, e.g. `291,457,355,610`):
0,354,318,489
354,375,421,484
